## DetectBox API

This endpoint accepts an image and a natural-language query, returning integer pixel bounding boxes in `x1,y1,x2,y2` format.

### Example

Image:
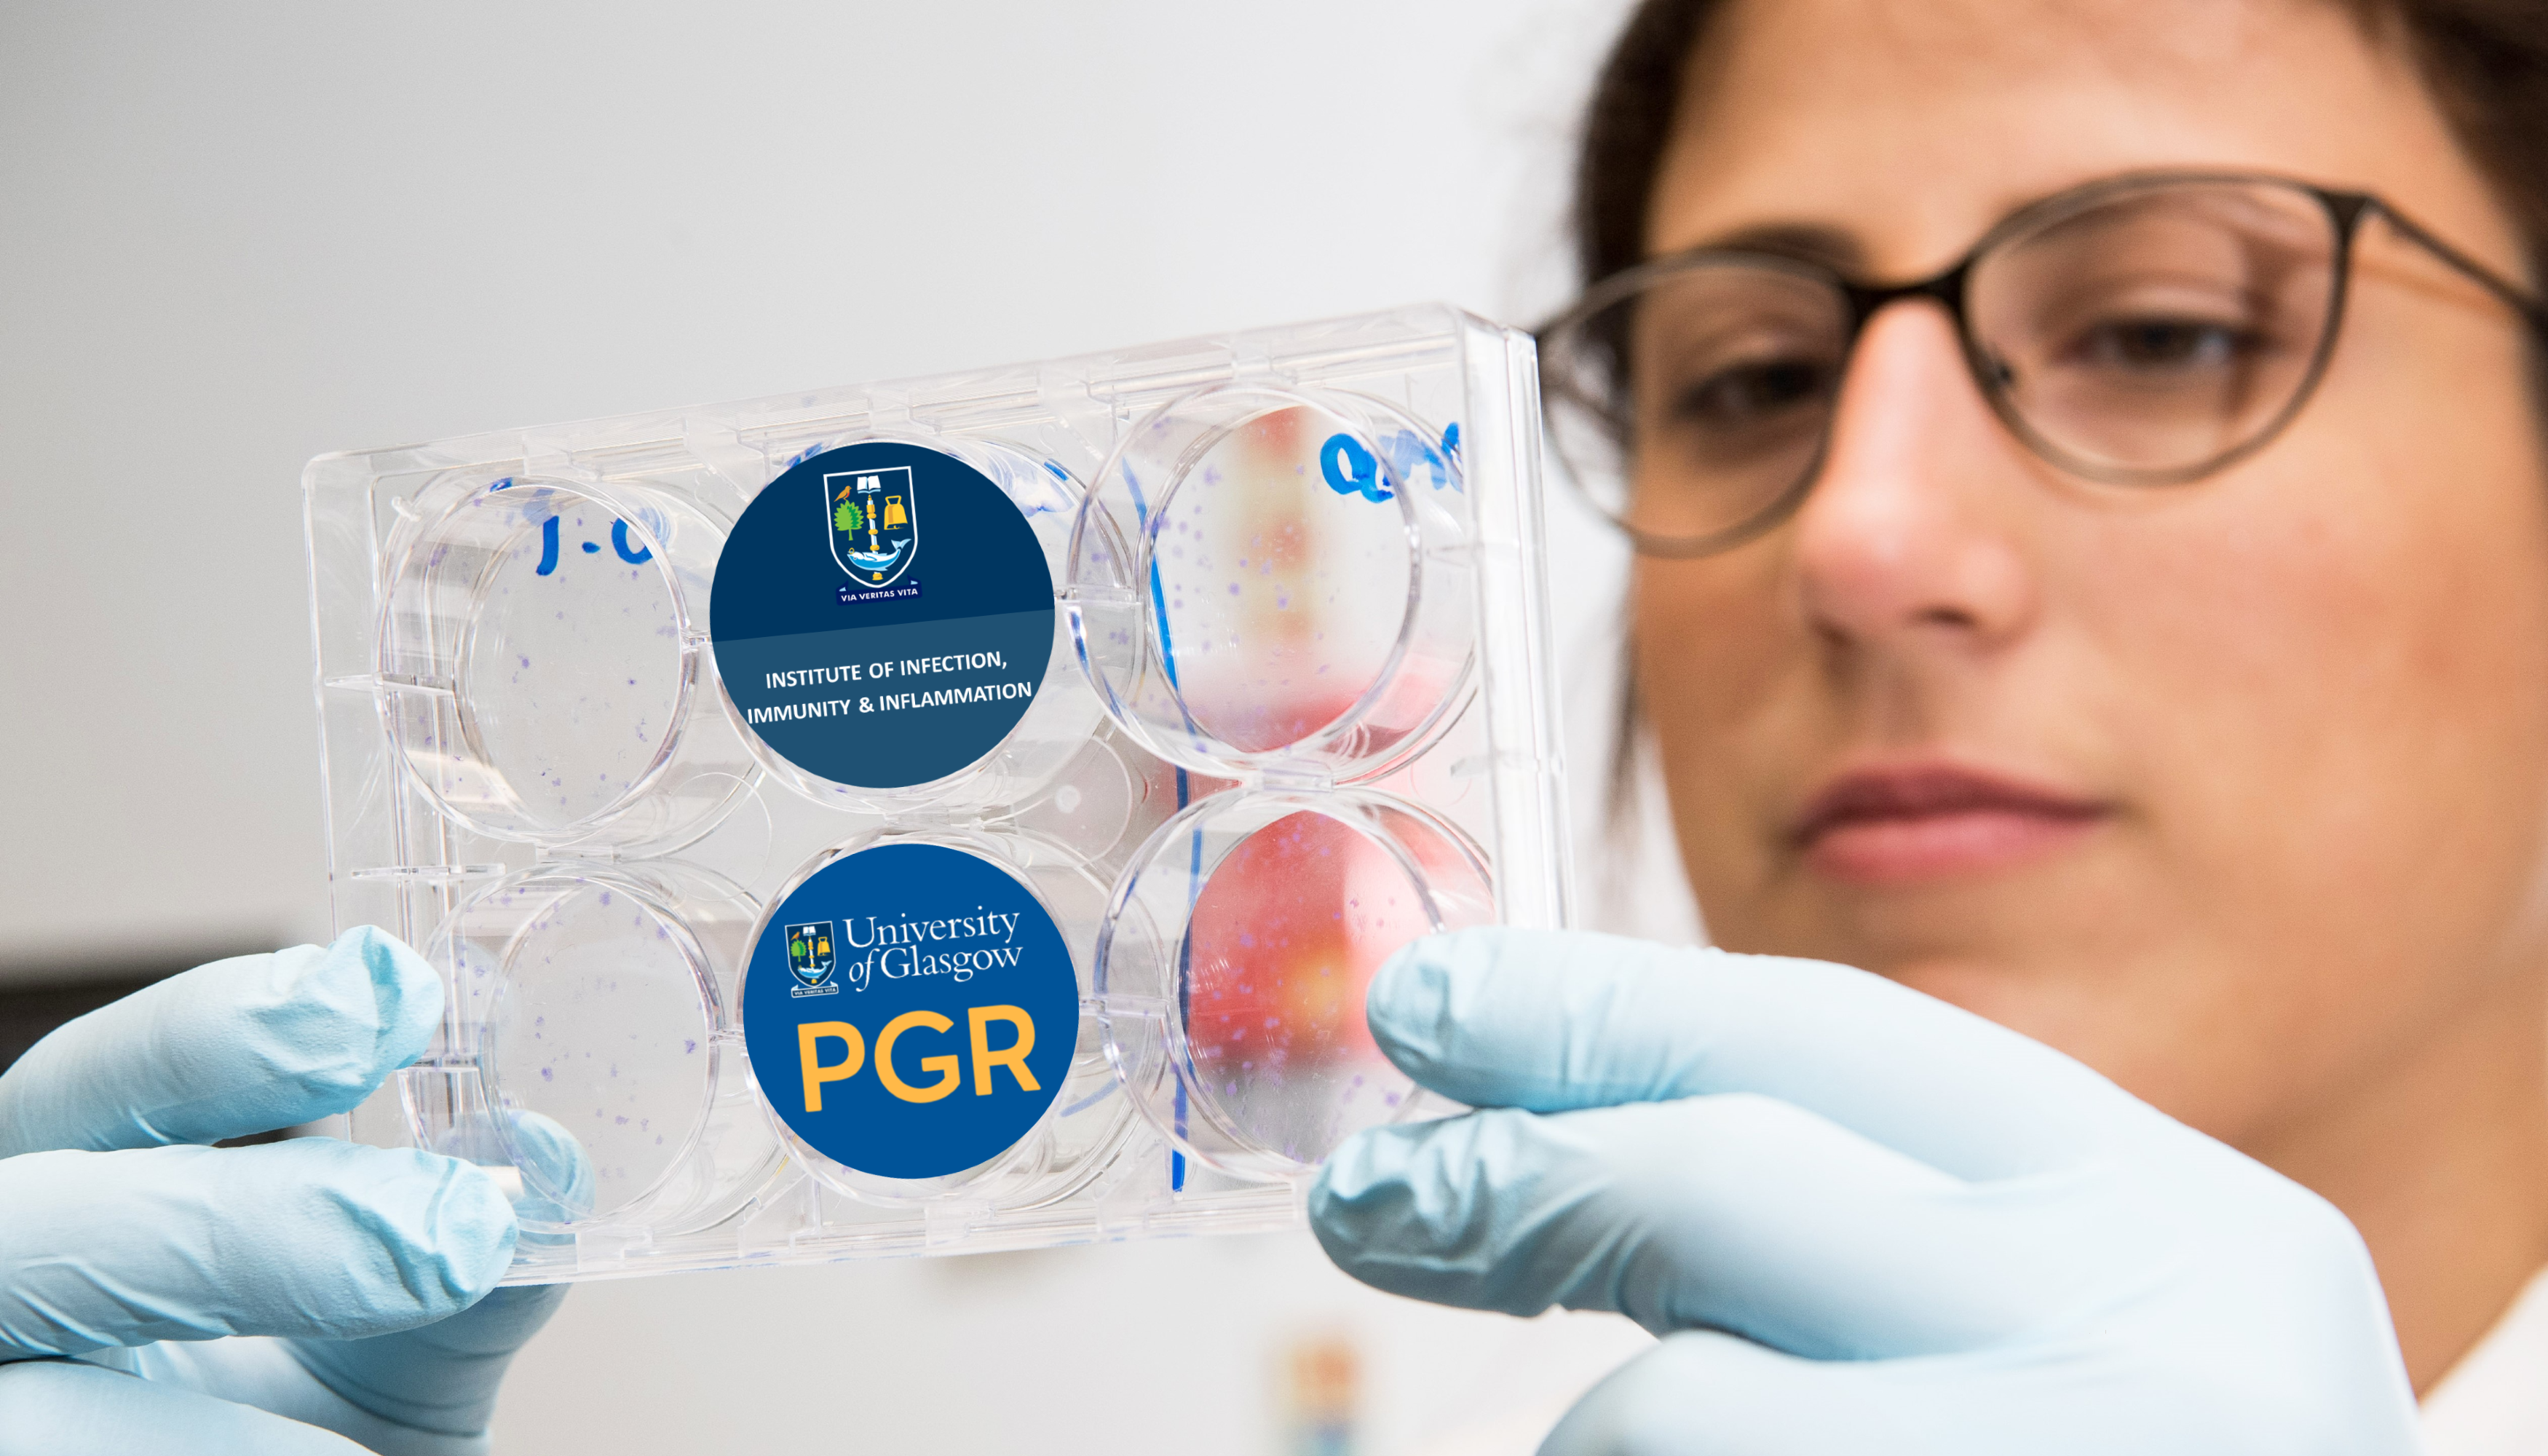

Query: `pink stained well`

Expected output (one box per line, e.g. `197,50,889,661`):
1180,812,1423,1088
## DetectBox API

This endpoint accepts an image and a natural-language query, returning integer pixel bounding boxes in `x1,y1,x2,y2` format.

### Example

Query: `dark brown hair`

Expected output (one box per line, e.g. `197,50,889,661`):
1575,0,2548,293
1573,0,2548,823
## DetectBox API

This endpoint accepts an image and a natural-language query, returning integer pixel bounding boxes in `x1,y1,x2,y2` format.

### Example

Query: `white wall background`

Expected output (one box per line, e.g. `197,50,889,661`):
0,4,1701,1450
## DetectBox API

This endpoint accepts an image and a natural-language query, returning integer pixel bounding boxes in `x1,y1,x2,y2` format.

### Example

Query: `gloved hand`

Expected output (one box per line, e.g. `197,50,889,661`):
1310,928,2424,1455
0,927,569,1455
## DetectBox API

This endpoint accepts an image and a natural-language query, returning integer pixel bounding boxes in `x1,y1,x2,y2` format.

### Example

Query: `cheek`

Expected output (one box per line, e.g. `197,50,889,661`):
1631,551,1816,901
2107,375,2548,997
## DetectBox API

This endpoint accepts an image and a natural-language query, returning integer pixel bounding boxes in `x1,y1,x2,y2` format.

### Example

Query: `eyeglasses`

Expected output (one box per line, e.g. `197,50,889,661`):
1538,170,2548,558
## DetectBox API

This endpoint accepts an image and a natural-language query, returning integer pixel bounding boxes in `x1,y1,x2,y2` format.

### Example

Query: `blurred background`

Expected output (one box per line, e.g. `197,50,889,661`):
0,4,1699,1451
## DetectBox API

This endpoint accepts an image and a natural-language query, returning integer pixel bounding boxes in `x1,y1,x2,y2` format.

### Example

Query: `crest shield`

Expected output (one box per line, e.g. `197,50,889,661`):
823,466,918,586
784,919,839,991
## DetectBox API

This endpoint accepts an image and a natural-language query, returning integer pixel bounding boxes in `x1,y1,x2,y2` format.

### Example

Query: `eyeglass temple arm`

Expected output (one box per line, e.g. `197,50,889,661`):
2371,200,2548,336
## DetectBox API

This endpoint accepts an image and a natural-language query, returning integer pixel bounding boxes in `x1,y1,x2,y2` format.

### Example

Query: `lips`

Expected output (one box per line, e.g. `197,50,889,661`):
1791,764,2110,885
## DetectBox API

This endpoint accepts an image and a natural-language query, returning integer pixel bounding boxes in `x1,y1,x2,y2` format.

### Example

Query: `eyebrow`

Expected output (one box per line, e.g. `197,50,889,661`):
1671,221,1868,274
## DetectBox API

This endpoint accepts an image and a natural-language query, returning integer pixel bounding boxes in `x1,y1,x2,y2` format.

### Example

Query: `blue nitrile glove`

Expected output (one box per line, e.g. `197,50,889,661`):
0,927,569,1456
1310,929,2424,1455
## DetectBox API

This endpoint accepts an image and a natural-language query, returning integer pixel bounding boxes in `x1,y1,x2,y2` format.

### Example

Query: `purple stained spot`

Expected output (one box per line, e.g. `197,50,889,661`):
540,1067,553,1081
684,1039,697,1053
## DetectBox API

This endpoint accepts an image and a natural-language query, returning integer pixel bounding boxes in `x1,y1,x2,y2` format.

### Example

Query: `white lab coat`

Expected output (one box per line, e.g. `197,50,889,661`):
2424,1265,2548,1454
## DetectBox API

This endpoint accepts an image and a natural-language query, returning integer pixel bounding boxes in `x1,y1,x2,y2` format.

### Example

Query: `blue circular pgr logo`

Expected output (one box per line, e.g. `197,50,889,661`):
744,842,1078,1181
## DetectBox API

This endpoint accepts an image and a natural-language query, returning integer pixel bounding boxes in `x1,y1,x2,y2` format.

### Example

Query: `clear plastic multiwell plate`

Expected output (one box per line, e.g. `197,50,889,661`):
304,304,1570,1281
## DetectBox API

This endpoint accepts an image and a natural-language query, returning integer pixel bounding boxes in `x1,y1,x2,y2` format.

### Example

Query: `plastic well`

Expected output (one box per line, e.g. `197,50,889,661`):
1096,788,1493,1180
1067,387,1476,784
411,860,781,1238
376,475,756,850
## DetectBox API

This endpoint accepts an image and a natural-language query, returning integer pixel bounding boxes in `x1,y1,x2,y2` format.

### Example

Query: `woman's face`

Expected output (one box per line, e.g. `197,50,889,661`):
1637,0,2548,1148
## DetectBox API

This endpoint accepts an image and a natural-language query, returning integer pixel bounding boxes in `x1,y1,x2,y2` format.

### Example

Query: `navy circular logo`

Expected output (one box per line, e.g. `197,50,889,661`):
710,443,1056,789
744,842,1077,1180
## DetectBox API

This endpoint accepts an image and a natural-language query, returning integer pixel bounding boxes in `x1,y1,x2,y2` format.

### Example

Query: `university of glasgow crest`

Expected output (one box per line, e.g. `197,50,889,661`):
785,920,840,997
823,466,917,586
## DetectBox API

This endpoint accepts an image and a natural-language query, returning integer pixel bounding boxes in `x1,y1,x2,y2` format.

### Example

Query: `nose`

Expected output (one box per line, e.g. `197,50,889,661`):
1789,300,2041,654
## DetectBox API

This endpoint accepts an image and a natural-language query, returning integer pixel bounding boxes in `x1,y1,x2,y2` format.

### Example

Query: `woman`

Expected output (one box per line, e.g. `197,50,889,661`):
1313,0,2548,1449
3,1,2542,1451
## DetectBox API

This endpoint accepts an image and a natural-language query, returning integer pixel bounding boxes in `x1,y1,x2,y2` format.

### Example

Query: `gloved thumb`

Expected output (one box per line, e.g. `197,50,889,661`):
1539,1327,2329,1456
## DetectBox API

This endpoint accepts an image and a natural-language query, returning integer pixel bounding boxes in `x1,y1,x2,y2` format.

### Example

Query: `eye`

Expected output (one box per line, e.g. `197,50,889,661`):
1670,355,1834,429
2065,316,2261,373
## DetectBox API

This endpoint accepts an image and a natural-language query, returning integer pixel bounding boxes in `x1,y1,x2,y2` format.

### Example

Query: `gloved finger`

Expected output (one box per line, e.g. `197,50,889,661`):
285,1112,585,1436
0,927,440,1157
1538,1331,1980,1456
0,1139,513,1360
1538,1329,2278,1456
1312,1094,2126,1355
119,1286,570,1454
0,1357,371,1456
95,1332,505,1456
1366,928,2159,1179
1543,1331,1915,1456
288,1283,570,1443
465,1108,595,1233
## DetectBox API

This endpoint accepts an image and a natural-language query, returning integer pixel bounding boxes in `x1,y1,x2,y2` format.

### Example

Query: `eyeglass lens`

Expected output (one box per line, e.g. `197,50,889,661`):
1547,178,2344,551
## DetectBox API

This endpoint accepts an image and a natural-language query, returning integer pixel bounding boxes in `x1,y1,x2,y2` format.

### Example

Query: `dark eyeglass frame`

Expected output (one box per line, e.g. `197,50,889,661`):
1540,169,2548,559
